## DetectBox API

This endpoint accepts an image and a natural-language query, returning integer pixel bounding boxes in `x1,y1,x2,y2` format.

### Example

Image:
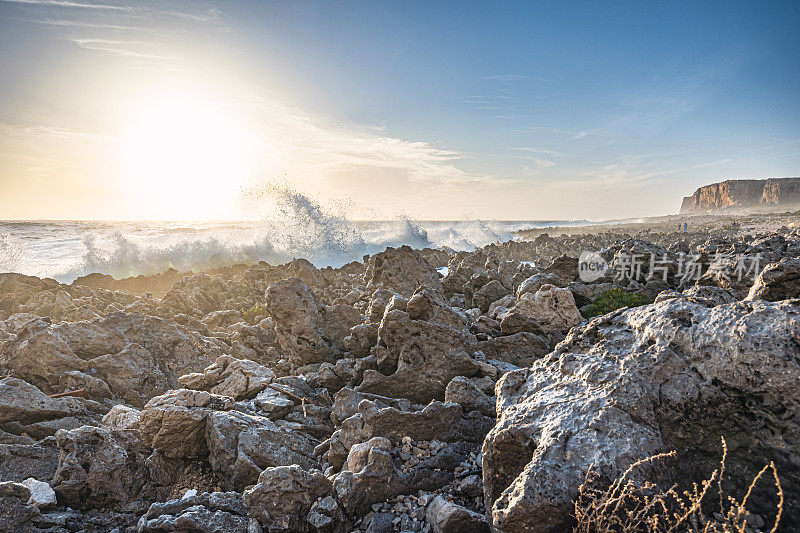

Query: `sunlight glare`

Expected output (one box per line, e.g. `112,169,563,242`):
119,88,256,219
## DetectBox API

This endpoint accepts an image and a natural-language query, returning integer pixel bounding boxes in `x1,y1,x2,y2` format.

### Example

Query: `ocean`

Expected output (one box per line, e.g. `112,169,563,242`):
0,218,597,284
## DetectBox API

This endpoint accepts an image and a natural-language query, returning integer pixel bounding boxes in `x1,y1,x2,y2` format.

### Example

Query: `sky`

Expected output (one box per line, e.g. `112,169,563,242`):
0,0,798,221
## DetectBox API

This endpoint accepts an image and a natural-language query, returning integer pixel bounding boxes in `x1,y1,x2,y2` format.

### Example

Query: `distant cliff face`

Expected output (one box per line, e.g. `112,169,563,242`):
680,177,800,214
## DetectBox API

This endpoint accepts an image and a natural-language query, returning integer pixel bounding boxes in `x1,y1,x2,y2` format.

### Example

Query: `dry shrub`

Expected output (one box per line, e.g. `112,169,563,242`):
573,438,784,532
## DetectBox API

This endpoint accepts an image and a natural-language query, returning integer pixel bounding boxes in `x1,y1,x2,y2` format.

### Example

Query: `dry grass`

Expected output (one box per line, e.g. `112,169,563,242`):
242,302,268,325
573,438,783,532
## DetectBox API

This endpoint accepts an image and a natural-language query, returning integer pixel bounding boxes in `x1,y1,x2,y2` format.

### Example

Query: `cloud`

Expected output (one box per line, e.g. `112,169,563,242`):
2,0,222,66
571,130,589,140
69,37,176,60
481,74,549,82
0,0,130,10
238,96,511,197
481,74,526,81
511,147,562,158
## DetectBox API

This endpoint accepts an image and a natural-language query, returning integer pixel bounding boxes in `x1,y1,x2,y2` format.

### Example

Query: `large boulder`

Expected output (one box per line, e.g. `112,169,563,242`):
426,495,490,533
178,355,275,400
0,377,97,437
52,426,166,510
265,278,360,367
508,284,583,335
747,257,800,301
138,389,233,459
0,313,219,405
205,410,317,491
243,465,332,532
0,481,38,531
365,246,443,297
137,491,249,533
358,296,479,403
482,298,800,532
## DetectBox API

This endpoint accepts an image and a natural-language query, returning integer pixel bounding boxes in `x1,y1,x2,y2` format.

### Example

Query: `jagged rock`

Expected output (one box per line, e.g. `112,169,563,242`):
498,311,542,336
471,280,510,314
333,439,402,516
476,332,549,367
137,491,248,532
243,465,332,532
265,277,331,366
201,309,243,329
542,255,579,283
0,481,38,531
487,295,515,319
366,289,398,323
328,399,492,471
471,315,500,338
266,278,360,367
358,307,479,403
307,495,348,533
365,246,443,297
445,376,495,418
568,281,614,307
103,404,142,430
0,313,219,405
655,285,740,307
747,257,800,301
509,284,583,335
426,495,489,533
343,323,379,358
205,410,317,491
178,355,275,400
53,426,165,509
334,437,472,518
158,274,257,319
329,388,412,426
20,478,56,511
0,441,60,482
345,436,391,473
483,298,800,532
0,377,95,432
307,359,355,392
365,512,394,533
139,389,233,459
515,273,565,298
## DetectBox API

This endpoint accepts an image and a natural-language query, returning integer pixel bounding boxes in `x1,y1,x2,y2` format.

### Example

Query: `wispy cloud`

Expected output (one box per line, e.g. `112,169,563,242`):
239,96,510,195
511,147,562,158
1,0,223,66
69,37,175,60
0,0,130,10
481,74,549,82
571,130,589,140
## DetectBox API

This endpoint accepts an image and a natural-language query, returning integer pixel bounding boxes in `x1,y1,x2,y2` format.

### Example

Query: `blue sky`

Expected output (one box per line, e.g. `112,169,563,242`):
0,0,798,219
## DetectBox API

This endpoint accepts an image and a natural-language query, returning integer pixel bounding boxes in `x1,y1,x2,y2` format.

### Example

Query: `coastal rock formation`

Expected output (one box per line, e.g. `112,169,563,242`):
483,297,800,532
2,222,800,532
680,177,800,213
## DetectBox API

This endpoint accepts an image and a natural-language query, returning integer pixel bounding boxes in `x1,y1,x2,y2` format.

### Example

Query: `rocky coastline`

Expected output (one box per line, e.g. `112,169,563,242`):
1,212,799,532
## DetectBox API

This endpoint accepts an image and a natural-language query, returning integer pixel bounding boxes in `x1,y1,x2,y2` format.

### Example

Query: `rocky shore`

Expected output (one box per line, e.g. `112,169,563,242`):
1,212,799,532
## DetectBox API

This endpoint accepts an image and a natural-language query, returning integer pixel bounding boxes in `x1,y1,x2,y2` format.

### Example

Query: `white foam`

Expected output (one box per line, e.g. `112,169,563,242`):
0,189,594,283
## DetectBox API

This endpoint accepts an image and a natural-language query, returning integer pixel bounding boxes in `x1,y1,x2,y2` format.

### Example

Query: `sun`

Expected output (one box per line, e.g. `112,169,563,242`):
118,88,256,220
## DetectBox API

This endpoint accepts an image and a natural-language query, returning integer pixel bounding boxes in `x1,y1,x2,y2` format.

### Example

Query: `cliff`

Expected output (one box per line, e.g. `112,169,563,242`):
680,177,800,214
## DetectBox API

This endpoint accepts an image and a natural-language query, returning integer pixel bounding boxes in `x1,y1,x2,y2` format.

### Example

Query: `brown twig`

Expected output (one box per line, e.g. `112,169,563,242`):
49,389,85,398
180,325,215,362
